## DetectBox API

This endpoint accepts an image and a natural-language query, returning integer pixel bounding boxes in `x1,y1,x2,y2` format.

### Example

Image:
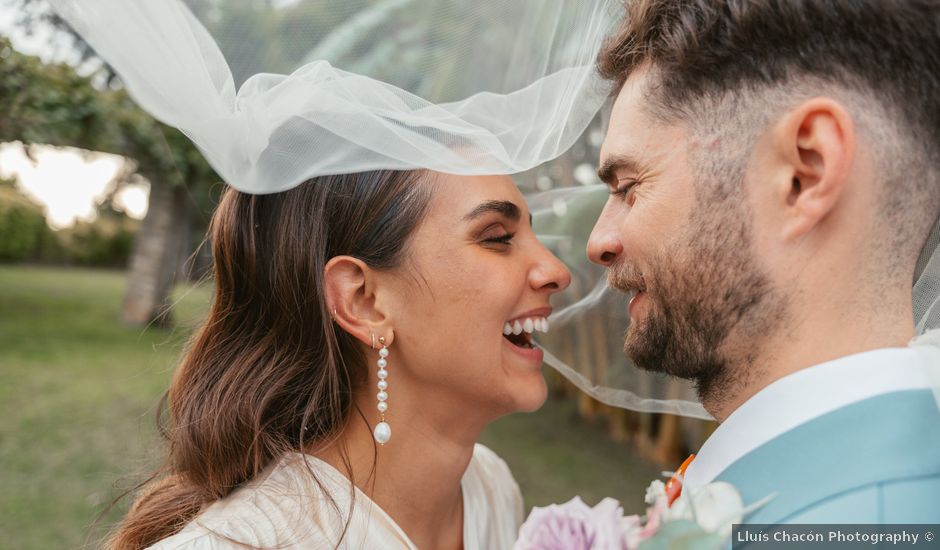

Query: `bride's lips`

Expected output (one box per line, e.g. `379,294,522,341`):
503,336,545,363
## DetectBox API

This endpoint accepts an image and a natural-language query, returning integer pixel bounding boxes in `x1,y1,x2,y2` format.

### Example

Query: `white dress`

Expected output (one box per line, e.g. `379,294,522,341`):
147,444,523,550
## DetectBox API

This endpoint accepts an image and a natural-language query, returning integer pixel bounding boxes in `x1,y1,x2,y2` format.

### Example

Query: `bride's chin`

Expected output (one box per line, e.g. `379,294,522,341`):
508,375,549,413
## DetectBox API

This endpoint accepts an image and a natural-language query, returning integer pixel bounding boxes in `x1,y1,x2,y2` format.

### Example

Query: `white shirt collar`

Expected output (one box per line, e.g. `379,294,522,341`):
682,346,937,492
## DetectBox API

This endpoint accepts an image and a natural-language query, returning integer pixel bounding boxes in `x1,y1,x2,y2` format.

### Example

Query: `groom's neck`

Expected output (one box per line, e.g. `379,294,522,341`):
704,283,916,423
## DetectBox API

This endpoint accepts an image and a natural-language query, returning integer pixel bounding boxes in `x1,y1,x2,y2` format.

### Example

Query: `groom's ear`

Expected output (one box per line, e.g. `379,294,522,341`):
767,97,855,242
323,256,392,348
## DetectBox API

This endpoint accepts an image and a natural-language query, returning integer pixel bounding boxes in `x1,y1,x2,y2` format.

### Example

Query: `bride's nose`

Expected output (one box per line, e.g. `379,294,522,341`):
530,244,572,293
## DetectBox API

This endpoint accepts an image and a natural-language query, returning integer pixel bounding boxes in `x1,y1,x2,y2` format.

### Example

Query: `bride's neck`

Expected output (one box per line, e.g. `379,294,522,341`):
313,389,487,550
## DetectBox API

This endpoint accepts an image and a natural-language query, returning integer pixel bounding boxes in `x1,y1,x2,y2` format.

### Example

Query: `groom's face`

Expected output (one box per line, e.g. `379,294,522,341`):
588,68,781,398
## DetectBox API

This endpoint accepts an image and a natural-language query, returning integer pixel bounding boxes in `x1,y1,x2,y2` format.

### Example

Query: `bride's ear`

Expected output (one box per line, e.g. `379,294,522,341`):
323,256,392,347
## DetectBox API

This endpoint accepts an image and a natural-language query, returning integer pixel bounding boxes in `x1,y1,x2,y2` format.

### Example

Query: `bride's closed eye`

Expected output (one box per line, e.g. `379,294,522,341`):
480,224,515,247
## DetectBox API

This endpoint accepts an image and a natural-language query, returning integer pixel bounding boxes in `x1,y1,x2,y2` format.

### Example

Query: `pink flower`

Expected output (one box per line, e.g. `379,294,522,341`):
515,497,627,550
621,514,643,550
640,491,667,538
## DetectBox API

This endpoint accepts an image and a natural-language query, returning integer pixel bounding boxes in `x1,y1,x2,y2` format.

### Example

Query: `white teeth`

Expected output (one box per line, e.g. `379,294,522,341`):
523,318,534,334
503,316,551,336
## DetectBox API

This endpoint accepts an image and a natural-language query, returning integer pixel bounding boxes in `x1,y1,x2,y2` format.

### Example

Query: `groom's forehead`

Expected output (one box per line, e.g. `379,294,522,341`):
609,69,653,129
601,72,684,170
606,68,670,132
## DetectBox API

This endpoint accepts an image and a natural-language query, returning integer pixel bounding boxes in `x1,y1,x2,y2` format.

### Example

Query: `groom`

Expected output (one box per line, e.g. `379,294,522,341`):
588,0,940,523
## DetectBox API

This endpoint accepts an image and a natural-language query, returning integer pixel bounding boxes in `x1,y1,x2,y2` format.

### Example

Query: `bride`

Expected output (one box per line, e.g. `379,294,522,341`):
111,170,569,549
46,1,622,548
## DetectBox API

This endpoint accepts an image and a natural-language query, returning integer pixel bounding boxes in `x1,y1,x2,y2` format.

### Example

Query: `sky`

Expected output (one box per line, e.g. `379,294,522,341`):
1,3,149,228
0,143,148,229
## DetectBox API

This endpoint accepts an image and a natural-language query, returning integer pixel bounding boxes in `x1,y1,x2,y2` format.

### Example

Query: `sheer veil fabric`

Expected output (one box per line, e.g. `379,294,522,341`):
47,0,617,191
48,0,940,418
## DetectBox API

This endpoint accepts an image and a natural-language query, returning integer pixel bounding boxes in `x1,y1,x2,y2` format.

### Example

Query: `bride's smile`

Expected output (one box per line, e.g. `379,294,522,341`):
502,308,552,364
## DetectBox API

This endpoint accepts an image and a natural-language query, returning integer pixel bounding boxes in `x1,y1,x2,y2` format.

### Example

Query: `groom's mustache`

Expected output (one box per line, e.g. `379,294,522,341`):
607,262,647,294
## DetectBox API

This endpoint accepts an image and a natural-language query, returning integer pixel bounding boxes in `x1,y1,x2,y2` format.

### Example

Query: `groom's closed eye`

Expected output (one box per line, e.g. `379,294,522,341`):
597,153,644,189
611,179,641,206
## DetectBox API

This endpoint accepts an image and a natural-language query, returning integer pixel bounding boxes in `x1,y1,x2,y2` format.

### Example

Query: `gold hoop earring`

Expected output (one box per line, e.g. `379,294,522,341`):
371,332,376,350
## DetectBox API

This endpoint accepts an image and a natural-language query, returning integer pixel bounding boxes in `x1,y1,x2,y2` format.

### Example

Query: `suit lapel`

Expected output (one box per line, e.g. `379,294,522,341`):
714,390,940,523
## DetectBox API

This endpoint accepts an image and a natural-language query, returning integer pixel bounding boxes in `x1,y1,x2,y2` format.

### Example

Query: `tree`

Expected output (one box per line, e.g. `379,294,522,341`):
0,34,218,326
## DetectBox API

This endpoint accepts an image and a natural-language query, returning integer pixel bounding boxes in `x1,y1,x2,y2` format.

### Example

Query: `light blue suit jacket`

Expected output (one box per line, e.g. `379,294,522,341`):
714,389,940,523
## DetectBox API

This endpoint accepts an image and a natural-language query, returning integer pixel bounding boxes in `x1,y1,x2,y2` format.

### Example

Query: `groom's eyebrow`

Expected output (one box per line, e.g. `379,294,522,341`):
597,154,642,187
463,200,531,225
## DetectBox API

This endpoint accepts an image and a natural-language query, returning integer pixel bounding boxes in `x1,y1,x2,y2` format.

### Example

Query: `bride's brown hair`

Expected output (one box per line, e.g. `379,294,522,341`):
104,170,431,549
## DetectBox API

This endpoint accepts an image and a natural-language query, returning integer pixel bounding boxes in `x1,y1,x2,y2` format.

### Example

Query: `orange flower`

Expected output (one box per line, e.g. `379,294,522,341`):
665,454,695,507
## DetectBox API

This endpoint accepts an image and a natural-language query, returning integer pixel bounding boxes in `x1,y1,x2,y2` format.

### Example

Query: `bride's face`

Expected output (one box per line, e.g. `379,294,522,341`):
382,174,571,417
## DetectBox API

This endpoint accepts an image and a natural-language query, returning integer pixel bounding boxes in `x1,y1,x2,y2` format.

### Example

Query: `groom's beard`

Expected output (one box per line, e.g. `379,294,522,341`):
609,205,786,405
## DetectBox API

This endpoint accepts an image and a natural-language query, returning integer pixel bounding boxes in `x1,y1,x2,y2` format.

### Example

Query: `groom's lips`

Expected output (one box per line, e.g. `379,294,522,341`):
628,289,647,319
609,271,648,317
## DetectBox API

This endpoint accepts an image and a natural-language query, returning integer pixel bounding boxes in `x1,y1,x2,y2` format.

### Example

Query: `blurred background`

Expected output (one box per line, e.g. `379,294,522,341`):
0,0,715,547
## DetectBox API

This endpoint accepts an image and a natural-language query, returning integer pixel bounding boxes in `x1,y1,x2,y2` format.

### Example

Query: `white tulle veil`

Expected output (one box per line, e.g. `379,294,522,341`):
46,0,939,420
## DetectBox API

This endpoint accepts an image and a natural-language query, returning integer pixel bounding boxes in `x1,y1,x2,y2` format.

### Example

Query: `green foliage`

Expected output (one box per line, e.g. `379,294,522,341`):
0,32,223,285
0,176,140,266
0,35,219,204
56,212,139,268
0,182,49,261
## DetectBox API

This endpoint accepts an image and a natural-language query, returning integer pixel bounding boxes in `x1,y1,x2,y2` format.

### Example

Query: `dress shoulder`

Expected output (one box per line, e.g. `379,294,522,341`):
144,455,349,549
462,443,524,548
143,503,275,550
146,529,253,550
468,443,517,488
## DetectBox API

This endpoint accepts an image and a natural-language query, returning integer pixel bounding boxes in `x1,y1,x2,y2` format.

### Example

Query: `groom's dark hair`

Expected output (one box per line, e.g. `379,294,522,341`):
598,0,940,277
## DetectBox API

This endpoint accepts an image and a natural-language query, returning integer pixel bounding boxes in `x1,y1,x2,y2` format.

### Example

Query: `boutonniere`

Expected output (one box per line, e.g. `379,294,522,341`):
628,479,745,550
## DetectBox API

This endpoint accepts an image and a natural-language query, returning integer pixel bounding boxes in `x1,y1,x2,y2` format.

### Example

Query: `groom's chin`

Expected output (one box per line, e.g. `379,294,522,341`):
623,326,658,372
628,332,687,377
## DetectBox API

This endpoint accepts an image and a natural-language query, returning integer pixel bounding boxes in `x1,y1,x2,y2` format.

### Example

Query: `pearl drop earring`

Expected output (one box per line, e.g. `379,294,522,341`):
373,336,392,445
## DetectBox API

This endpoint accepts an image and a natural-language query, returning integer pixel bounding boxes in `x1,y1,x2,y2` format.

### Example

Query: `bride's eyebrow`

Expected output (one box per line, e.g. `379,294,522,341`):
462,200,532,225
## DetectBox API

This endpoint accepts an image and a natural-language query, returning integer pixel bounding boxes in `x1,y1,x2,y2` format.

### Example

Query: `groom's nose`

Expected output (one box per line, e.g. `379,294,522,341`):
587,203,623,267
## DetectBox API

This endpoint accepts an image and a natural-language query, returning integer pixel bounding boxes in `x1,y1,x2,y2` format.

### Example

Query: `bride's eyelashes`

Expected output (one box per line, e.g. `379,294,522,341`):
483,232,515,246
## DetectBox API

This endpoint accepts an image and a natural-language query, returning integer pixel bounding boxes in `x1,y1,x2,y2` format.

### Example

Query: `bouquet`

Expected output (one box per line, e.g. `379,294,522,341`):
514,477,763,550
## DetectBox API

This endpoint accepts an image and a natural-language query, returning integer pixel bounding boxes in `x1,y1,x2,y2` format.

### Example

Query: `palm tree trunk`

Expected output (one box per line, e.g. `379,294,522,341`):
121,179,188,327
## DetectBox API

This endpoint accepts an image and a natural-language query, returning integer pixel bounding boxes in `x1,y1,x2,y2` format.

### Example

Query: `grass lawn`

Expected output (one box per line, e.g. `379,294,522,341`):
0,264,658,549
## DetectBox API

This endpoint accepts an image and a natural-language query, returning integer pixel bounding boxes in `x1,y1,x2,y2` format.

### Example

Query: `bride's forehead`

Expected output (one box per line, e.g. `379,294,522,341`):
428,173,522,204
